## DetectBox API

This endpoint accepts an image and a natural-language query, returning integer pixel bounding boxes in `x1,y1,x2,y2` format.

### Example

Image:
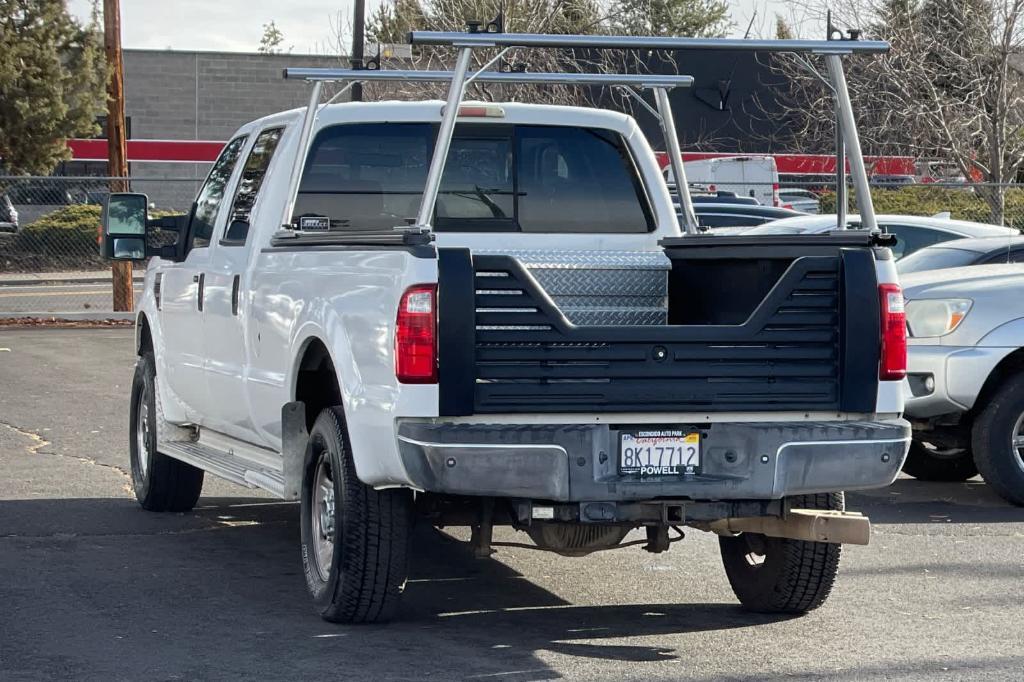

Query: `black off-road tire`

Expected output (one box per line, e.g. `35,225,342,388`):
719,492,843,614
129,352,204,512
972,373,1024,506
300,406,413,623
902,440,978,482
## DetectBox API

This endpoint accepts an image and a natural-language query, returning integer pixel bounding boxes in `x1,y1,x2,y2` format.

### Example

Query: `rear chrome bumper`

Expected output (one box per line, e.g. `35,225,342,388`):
396,418,911,502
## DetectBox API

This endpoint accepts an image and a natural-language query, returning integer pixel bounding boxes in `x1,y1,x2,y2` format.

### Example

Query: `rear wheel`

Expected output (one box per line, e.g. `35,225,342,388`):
299,406,413,623
972,373,1024,506
128,352,204,512
719,492,843,614
902,440,978,482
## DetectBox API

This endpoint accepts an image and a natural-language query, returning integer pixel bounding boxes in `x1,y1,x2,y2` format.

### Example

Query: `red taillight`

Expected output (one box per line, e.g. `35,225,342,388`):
879,283,907,381
396,284,437,384
772,182,780,207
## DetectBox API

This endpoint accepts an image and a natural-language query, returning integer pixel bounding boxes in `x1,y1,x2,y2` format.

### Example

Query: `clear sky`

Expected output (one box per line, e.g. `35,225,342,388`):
69,0,800,54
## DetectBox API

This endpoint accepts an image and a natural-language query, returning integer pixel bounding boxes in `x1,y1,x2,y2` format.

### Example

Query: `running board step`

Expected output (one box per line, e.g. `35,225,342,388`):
159,439,288,499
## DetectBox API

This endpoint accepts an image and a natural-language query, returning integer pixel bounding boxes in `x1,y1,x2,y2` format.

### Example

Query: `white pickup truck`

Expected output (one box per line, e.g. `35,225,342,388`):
101,29,910,624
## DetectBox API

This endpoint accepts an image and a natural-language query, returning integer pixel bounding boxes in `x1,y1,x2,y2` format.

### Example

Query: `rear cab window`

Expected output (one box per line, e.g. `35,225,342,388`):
292,122,653,233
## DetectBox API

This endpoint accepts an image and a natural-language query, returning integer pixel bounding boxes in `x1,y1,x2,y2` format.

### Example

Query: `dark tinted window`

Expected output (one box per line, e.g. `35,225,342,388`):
696,212,771,228
516,126,650,233
190,135,247,248
897,247,978,274
980,245,1024,264
437,132,514,227
224,128,283,244
293,122,651,233
885,225,956,259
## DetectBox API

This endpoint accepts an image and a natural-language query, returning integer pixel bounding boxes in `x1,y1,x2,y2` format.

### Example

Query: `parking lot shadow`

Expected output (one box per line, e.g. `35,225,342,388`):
0,496,779,681
847,477,1024,524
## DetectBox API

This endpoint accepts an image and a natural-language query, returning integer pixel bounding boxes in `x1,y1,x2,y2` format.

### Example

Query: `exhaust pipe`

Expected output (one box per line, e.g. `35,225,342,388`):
708,509,870,546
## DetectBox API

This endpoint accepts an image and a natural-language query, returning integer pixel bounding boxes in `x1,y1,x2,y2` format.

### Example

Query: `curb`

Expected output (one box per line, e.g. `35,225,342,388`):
0,312,135,321
0,277,144,287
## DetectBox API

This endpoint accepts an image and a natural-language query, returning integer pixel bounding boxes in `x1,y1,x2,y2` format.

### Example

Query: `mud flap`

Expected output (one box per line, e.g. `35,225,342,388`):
281,401,308,500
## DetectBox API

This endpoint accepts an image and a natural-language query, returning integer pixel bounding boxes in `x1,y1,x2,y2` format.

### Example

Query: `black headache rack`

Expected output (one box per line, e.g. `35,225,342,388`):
436,240,881,417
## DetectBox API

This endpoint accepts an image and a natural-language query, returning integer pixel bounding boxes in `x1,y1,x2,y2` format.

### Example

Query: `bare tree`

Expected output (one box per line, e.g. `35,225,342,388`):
765,0,1024,224
324,0,729,111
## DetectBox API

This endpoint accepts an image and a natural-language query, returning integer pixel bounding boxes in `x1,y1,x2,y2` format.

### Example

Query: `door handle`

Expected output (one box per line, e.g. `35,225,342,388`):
231,274,241,316
197,273,205,311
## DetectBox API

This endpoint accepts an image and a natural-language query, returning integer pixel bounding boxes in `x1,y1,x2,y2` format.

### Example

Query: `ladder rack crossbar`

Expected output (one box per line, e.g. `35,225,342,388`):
283,68,694,89
407,31,890,55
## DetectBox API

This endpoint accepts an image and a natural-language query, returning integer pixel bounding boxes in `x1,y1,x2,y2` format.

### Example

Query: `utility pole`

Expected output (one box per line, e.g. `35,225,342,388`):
104,0,133,312
351,0,366,101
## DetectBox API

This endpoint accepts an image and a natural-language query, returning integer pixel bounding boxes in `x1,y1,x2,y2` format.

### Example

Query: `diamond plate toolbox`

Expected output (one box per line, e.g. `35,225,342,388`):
480,249,671,326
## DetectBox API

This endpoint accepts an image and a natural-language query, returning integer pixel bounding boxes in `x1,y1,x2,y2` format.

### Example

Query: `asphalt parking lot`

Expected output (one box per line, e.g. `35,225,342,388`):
2,328,1023,681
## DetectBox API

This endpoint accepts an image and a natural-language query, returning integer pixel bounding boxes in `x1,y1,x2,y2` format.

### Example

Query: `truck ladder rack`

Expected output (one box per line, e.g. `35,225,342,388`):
280,29,889,238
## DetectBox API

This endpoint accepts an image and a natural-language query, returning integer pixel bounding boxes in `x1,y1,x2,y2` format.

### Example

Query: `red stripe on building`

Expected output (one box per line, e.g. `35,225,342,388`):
70,138,919,176
655,151,917,176
68,139,225,163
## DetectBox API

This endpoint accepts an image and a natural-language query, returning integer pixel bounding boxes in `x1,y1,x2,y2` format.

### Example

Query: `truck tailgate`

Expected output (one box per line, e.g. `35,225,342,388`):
436,233,884,416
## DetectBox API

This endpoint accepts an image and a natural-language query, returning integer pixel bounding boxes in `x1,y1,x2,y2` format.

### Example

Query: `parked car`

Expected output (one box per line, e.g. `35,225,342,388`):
916,160,967,184
693,203,805,230
670,187,760,208
690,191,760,205
778,188,820,214
870,174,916,189
897,236,1024,275
745,214,1018,259
5,181,74,205
901,264,1024,505
0,193,18,233
100,76,909,621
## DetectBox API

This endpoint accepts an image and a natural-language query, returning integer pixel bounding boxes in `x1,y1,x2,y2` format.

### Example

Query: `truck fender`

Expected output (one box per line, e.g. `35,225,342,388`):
283,320,368,488
977,317,1024,348
940,318,1024,412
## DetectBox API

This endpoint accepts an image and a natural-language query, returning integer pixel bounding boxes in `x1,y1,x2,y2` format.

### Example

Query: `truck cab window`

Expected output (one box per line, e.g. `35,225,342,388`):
517,126,652,233
189,135,247,249
293,122,651,233
224,127,283,244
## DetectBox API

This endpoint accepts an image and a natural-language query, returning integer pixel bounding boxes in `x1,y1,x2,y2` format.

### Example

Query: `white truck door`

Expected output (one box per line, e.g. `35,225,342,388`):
202,127,285,442
158,135,248,423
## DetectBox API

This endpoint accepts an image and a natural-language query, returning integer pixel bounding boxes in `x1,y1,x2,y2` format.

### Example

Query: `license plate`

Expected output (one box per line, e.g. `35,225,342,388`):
619,430,700,477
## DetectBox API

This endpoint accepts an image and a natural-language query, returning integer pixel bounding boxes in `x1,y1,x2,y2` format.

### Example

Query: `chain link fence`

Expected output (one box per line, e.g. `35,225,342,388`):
0,176,200,315
2,175,1023,316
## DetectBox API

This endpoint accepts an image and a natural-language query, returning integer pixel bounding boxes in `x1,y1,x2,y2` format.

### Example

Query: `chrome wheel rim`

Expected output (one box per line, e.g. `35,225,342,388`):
1013,412,1024,474
311,453,337,582
135,384,151,479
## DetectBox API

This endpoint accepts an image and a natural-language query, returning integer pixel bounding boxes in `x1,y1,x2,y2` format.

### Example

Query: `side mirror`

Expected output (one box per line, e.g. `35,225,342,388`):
101,193,188,262
101,193,148,260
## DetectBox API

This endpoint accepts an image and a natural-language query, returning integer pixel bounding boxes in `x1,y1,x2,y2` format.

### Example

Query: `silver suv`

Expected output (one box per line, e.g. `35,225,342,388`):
901,263,1024,505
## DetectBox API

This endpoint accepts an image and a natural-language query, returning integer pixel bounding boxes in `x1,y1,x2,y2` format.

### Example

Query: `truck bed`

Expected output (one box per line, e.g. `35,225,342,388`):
436,233,884,416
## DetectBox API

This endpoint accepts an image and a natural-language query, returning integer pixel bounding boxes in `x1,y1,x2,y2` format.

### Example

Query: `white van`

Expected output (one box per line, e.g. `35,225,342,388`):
666,155,780,207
